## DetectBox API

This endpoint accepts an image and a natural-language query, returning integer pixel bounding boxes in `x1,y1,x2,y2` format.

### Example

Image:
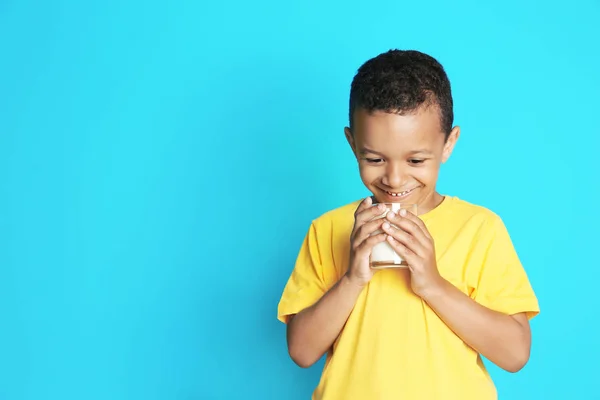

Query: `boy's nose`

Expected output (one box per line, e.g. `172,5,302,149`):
382,164,407,188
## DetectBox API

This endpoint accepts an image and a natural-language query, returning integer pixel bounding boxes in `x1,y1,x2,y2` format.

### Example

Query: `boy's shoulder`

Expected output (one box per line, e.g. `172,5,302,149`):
308,195,507,232
433,196,513,241
313,196,502,219
445,196,502,220
311,198,364,226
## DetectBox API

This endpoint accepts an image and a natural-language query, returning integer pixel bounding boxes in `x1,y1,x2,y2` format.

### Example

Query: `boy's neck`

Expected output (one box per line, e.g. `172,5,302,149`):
418,191,445,215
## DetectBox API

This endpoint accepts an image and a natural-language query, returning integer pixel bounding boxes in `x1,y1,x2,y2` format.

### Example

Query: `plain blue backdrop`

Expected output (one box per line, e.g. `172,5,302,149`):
1,0,599,399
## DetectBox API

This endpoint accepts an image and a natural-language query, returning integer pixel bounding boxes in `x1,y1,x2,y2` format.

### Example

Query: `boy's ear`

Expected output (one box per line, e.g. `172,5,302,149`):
442,126,460,163
344,127,358,158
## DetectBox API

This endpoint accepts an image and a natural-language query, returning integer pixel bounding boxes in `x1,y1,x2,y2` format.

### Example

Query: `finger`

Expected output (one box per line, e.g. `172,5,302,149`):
398,209,432,240
354,196,372,218
355,202,387,227
386,235,420,266
386,211,431,246
353,217,387,248
356,231,388,254
381,221,427,258
351,197,374,241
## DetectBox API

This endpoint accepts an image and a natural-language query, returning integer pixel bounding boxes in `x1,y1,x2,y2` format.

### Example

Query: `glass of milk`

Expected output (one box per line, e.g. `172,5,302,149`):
369,203,418,269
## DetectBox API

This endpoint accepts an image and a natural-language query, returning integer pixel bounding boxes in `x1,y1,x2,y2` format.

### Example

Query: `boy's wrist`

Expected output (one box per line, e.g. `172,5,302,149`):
419,276,450,303
341,273,368,292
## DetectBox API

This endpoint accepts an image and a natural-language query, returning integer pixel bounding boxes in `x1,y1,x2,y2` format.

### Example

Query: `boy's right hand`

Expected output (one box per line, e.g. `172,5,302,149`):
345,197,388,287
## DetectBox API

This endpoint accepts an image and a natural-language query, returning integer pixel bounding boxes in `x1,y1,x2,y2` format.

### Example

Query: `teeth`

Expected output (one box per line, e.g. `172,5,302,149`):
387,189,410,197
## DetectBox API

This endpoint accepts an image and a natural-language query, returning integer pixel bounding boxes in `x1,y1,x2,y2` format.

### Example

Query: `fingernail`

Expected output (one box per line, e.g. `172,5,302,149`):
400,209,407,216
382,222,390,229
388,211,396,219
378,204,385,211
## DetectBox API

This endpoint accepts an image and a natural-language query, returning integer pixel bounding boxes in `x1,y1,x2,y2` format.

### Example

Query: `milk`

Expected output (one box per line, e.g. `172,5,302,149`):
369,203,417,269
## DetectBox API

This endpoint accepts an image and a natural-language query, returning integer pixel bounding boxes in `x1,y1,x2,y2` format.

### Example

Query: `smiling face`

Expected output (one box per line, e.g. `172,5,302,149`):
345,106,460,215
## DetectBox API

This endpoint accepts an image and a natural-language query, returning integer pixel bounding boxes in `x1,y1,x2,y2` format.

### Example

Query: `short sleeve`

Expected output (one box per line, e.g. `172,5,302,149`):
471,216,540,320
277,222,328,324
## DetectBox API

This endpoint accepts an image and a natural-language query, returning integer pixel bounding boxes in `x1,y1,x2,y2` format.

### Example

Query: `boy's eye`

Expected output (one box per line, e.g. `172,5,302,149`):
409,159,425,164
365,158,383,164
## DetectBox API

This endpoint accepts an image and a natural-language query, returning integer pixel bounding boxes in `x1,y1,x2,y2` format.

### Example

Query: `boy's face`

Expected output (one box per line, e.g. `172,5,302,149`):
345,106,460,215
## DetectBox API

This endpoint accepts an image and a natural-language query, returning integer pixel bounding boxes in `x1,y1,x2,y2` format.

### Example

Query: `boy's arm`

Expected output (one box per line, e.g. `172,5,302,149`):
285,197,388,368
382,209,533,373
421,282,531,372
286,275,364,368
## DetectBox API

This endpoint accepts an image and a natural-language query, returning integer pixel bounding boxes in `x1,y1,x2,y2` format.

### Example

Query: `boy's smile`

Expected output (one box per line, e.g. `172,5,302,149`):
345,106,460,215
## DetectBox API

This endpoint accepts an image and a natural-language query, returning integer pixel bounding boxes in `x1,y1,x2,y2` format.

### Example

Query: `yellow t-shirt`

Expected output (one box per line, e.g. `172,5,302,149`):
277,196,540,400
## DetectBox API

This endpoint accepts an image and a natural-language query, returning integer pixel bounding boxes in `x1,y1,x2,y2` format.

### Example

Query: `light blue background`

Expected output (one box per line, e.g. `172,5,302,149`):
1,1,598,399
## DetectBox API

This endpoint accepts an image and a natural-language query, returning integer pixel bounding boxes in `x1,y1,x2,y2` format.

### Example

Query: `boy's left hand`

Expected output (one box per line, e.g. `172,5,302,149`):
381,209,445,298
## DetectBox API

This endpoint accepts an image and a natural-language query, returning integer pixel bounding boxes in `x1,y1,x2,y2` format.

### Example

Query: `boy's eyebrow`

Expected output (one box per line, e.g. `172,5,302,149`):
359,147,384,156
360,147,433,156
408,149,433,155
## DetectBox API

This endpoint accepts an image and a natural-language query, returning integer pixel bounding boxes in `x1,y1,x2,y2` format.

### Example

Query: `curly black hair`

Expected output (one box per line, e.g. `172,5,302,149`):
349,49,454,137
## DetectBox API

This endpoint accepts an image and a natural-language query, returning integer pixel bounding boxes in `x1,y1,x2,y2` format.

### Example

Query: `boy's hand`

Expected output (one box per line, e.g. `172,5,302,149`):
381,209,444,298
345,197,388,287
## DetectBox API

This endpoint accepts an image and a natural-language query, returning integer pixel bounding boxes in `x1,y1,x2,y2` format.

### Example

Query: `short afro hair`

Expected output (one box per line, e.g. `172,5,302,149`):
349,49,454,137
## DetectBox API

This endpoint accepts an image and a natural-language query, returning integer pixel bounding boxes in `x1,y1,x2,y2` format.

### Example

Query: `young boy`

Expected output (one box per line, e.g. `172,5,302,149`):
277,49,540,400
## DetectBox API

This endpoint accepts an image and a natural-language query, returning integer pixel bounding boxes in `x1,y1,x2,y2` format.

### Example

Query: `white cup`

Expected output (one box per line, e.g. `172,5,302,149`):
369,203,418,269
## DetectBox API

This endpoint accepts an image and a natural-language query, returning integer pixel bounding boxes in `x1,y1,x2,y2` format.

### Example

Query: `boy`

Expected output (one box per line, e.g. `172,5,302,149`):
277,49,539,400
